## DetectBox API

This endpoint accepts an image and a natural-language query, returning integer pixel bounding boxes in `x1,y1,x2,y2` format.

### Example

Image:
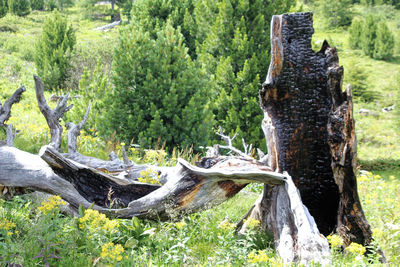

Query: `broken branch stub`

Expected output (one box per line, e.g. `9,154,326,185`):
0,86,26,127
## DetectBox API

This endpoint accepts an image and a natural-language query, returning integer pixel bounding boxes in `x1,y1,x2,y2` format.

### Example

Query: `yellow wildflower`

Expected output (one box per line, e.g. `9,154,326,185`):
7,231,13,236
248,250,269,263
244,218,261,229
218,219,235,231
372,228,384,239
0,218,16,230
345,242,366,256
138,169,161,184
327,234,344,248
175,221,187,230
101,242,125,261
78,209,118,232
373,175,382,180
37,195,66,215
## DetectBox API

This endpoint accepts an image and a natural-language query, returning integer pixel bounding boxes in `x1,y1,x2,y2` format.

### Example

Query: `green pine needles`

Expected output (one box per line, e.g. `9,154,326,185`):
34,11,76,91
349,15,395,60
8,0,30,16
0,0,7,18
108,0,294,151
108,22,214,151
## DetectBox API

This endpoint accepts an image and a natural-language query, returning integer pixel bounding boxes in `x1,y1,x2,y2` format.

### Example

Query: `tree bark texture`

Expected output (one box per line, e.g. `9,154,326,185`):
258,12,371,245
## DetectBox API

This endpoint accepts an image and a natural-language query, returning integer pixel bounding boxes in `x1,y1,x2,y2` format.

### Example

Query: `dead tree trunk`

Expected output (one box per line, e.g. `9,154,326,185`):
251,12,372,250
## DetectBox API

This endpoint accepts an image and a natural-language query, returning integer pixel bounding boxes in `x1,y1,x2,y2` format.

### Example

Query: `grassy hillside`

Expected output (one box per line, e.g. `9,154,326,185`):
1,1,400,266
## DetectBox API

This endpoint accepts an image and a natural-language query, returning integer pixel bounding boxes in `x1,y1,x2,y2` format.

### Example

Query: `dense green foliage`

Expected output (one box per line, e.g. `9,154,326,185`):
108,22,213,150
123,0,294,150
317,0,352,27
8,0,30,16
349,15,395,59
64,60,110,134
34,11,76,91
30,0,44,10
374,21,395,59
0,0,7,18
361,16,377,57
348,18,363,49
346,60,379,102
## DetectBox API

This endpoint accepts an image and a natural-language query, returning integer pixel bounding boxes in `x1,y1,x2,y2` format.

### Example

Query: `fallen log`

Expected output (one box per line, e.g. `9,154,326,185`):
0,145,285,218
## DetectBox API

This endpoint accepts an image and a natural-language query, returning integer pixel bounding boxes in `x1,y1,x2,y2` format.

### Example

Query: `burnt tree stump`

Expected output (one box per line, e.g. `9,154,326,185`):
258,12,372,246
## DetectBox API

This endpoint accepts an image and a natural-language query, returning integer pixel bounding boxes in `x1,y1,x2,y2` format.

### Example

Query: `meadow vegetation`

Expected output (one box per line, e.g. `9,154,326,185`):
0,0,400,266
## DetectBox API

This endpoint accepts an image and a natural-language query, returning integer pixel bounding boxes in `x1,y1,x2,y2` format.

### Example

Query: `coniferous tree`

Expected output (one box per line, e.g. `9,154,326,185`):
0,0,7,18
108,0,293,151
8,0,30,16
31,0,44,10
348,18,363,49
374,21,395,60
361,15,377,57
317,0,352,27
34,11,76,91
346,61,378,102
195,0,293,150
107,22,214,150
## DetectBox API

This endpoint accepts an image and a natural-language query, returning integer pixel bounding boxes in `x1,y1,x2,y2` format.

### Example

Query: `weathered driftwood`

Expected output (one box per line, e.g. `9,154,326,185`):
244,12,373,261
0,86,25,127
94,20,121,31
66,104,91,153
34,76,73,151
0,145,287,218
6,124,18,147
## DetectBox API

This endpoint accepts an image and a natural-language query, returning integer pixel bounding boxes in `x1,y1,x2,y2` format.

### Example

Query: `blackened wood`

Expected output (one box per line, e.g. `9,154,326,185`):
259,12,371,245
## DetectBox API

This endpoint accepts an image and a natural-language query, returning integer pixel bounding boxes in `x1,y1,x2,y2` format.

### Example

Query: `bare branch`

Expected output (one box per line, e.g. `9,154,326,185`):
217,126,252,160
121,146,133,165
0,86,26,127
34,75,73,151
66,104,91,153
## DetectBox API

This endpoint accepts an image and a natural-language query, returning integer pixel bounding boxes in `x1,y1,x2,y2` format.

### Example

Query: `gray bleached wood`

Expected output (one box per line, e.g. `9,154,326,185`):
0,86,26,127
6,124,18,147
66,104,91,153
0,145,286,219
34,75,73,151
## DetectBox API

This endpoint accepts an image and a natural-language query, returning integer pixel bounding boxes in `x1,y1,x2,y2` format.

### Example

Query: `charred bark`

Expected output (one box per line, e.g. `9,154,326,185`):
256,12,371,247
